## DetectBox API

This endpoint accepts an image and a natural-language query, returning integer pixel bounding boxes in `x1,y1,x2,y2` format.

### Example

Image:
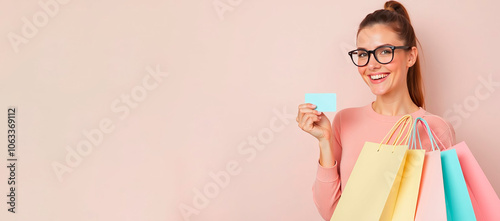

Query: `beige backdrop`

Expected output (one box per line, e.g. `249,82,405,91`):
1,0,499,220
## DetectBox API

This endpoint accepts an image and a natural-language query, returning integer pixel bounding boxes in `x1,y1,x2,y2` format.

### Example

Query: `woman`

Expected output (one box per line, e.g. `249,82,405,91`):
295,1,456,220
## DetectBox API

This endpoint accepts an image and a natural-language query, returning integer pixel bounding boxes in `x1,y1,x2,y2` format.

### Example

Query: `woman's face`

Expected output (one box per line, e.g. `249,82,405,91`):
356,24,417,97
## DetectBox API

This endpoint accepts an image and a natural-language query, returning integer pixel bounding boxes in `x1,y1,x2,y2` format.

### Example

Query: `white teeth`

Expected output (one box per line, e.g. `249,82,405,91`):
370,74,389,80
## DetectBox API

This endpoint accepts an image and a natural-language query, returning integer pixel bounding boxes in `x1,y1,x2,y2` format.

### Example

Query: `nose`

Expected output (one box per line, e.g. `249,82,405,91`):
367,54,381,70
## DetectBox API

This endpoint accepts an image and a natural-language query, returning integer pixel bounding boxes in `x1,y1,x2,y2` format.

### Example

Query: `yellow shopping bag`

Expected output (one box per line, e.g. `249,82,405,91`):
331,115,413,221
392,142,425,220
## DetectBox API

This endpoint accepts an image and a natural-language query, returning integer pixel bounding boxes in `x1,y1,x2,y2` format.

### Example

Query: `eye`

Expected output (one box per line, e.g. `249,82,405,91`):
358,51,368,57
380,49,392,55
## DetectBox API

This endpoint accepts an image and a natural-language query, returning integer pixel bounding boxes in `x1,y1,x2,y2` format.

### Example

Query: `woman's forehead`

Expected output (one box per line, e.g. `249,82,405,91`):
356,24,404,49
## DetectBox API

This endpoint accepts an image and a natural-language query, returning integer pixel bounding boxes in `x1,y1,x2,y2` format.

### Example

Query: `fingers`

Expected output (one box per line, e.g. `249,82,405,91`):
297,103,321,119
298,112,322,132
298,103,316,109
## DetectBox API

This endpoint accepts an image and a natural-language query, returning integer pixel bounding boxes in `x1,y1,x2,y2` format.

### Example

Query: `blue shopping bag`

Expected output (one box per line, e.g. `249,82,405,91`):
441,149,477,221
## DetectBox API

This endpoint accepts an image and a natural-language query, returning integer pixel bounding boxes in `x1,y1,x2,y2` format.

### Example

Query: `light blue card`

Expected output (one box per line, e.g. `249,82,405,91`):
305,93,337,112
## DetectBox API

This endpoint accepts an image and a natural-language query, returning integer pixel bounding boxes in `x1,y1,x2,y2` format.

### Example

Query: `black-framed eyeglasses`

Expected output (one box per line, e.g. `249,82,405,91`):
348,45,411,67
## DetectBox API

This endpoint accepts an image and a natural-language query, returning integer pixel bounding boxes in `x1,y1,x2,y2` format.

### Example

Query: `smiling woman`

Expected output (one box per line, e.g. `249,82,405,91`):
295,1,457,220
356,23,420,108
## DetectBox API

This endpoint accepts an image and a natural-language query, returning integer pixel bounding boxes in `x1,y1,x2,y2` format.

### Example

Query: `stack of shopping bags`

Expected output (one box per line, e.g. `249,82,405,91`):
330,115,500,221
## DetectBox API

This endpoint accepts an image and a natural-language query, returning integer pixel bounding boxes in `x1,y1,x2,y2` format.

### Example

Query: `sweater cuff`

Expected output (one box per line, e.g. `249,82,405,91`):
316,160,339,183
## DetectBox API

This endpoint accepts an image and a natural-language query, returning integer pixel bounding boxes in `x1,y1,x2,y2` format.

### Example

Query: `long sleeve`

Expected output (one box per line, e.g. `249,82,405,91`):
434,118,456,149
312,160,342,220
421,114,457,150
312,111,344,220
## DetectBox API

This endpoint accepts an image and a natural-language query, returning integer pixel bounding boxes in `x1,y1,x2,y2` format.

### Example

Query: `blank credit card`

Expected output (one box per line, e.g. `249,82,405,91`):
305,93,337,112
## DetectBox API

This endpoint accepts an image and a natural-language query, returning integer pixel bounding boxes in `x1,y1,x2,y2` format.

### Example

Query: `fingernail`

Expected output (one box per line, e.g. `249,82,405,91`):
312,104,316,107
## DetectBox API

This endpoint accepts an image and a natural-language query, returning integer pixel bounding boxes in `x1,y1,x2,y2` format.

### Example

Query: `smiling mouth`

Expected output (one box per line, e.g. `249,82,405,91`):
370,73,389,80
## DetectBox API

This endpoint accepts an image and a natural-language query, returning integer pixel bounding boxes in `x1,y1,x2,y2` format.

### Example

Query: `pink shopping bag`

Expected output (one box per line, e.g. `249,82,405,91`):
414,150,447,220
411,118,447,221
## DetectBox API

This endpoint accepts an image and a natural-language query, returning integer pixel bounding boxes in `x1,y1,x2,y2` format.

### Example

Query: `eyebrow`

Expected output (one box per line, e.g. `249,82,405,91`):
357,43,394,50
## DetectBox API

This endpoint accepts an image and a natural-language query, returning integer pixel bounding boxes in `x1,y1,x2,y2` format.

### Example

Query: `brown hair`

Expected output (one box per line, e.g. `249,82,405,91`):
357,1,425,108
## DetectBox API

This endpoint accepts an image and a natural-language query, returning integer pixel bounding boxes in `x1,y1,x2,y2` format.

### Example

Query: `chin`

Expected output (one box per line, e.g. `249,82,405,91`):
371,90,387,96
369,86,390,96
364,76,396,97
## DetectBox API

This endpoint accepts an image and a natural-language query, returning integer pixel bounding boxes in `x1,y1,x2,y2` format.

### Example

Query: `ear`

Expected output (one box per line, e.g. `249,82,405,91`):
407,46,418,68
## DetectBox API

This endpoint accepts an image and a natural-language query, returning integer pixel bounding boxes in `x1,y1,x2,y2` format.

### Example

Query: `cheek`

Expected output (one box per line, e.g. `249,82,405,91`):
385,57,404,73
389,54,408,71
358,66,366,75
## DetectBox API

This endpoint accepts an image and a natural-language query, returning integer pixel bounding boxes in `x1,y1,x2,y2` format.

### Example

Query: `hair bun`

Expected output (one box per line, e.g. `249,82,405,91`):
384,0,411,23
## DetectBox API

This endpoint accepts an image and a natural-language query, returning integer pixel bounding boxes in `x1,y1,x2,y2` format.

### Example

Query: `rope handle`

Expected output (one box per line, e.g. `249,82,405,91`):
421,115,449,149
409,117,441,151
395,118,413,146
378,114,413,151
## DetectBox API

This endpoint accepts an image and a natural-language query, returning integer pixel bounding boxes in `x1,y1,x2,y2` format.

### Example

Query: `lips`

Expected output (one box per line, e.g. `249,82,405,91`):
368,72,390,84
370,73,389,80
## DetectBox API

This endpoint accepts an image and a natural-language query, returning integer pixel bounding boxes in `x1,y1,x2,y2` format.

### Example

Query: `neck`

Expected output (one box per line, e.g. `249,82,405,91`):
372,89,420,116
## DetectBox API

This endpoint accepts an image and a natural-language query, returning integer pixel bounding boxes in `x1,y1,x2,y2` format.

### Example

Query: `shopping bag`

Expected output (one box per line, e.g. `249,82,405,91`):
441,148,477,221
331,115,413,221
444,141,500,220
427,122,500,221
392,117,426,221
412,118,447,221
391,149,424,220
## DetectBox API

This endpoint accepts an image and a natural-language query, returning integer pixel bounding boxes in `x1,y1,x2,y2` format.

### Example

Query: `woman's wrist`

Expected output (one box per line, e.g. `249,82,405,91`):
318,138,335,167
318,136,332,147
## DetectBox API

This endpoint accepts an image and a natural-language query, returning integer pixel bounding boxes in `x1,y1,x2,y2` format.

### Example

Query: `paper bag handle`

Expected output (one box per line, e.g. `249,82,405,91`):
379,114,413,151
409,117,441,151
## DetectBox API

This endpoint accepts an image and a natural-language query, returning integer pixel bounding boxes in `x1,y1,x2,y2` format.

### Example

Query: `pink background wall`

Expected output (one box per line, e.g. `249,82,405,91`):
1,0,498,220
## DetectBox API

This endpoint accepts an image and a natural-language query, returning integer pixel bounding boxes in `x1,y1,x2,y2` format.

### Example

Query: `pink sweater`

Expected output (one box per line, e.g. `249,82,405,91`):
312,104,456,221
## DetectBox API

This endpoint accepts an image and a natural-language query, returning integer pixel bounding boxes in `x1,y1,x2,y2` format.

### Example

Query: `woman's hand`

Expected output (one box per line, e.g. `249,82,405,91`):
296,103,332,141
